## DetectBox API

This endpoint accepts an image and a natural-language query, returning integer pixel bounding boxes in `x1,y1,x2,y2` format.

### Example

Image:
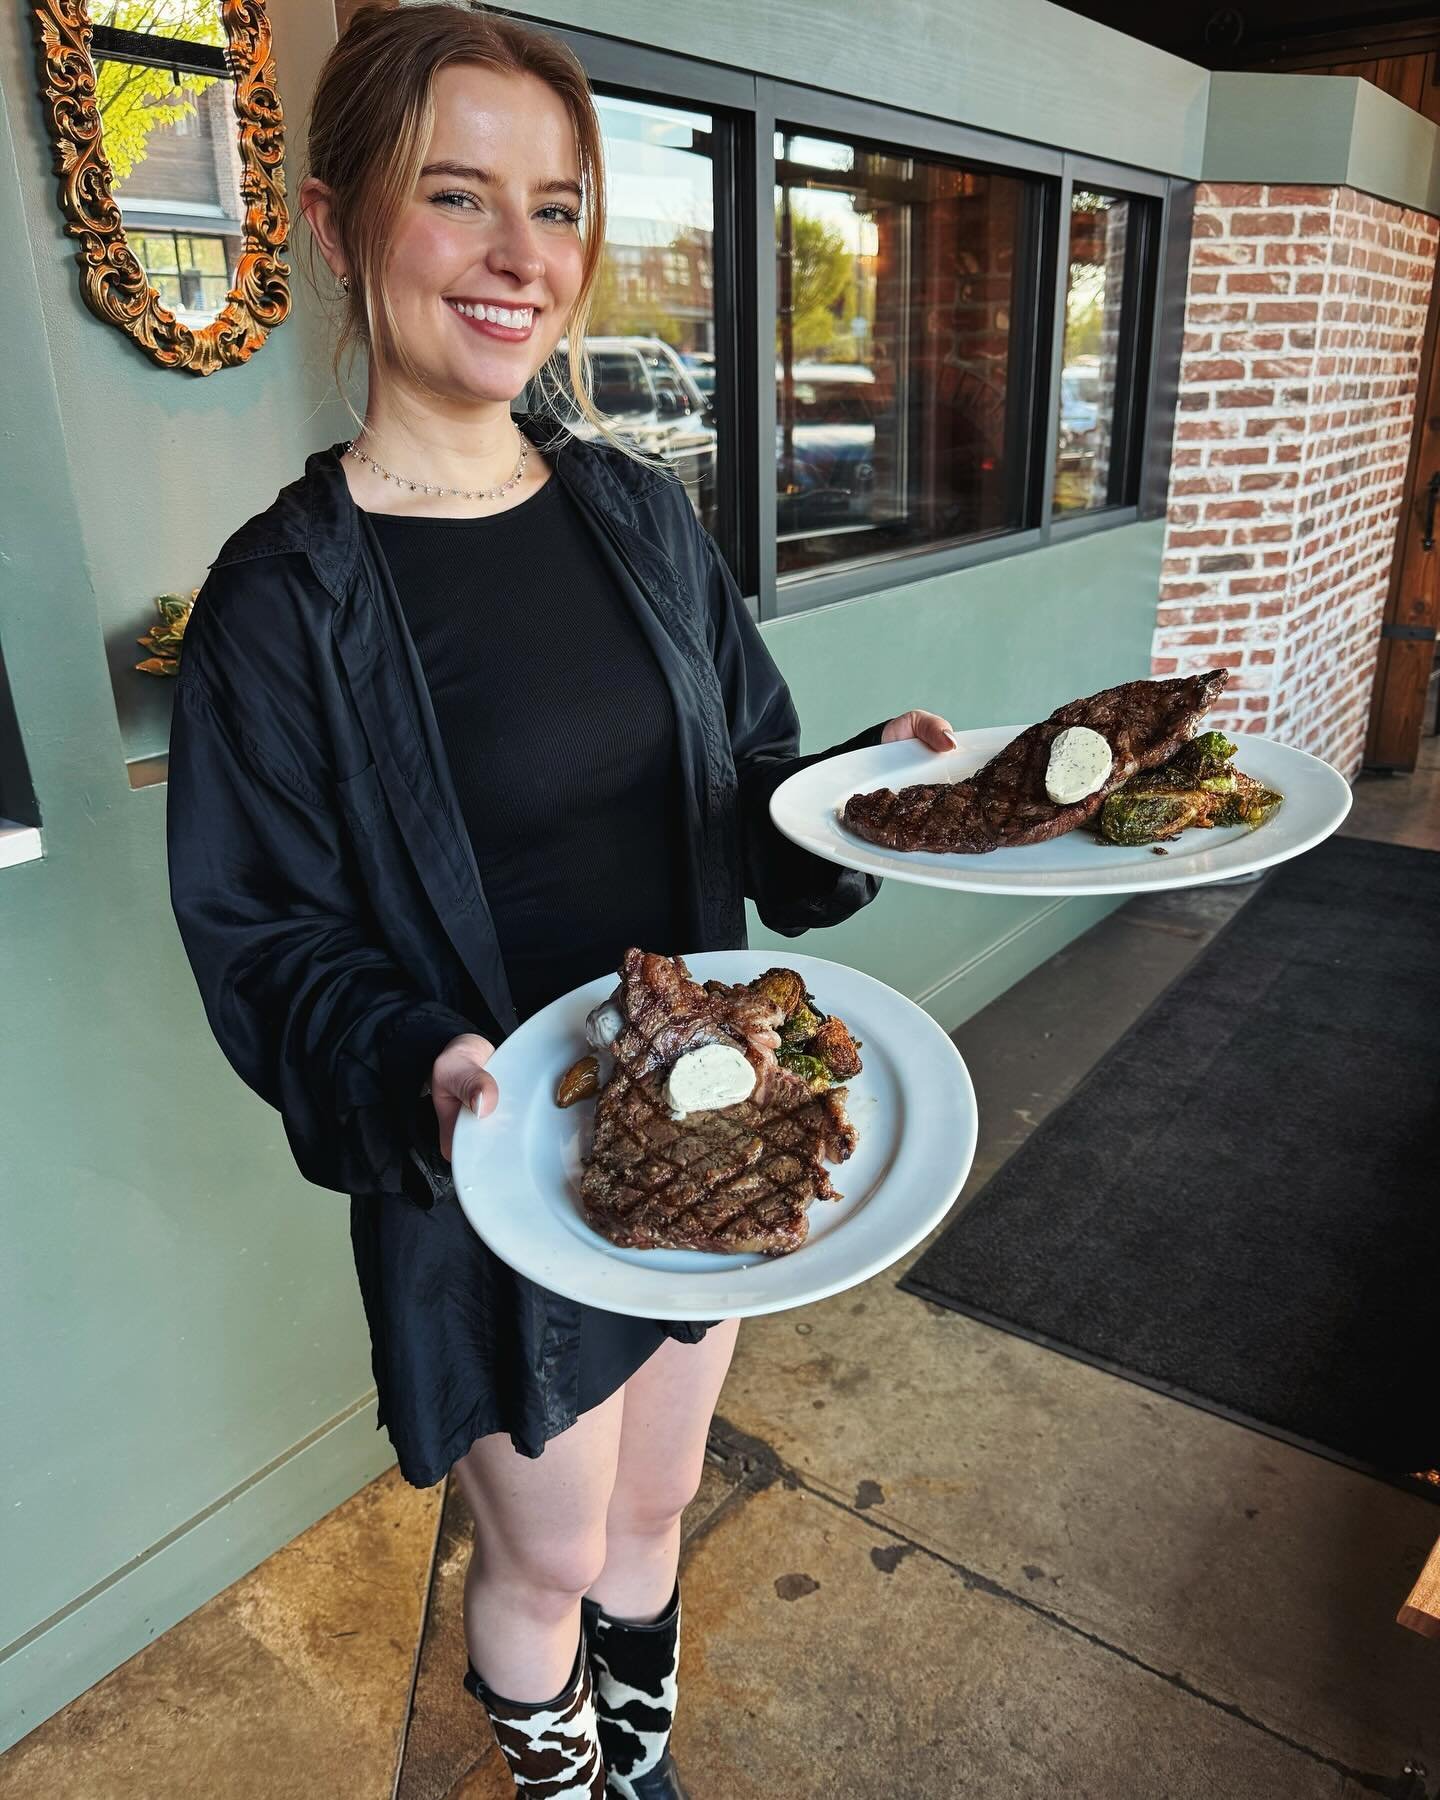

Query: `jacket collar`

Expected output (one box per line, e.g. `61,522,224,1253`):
209,409,667,600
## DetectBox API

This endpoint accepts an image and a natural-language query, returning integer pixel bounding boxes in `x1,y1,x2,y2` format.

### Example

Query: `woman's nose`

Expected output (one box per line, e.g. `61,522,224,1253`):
486,217,545,286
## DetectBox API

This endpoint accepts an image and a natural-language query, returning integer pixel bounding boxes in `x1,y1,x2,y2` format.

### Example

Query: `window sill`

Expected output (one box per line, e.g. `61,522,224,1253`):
127,753,169,790
0,821,42,871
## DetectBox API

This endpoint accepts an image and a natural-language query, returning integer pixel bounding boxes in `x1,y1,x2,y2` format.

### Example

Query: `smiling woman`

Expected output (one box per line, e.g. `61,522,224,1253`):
166,9,947,1796
295,8,658,513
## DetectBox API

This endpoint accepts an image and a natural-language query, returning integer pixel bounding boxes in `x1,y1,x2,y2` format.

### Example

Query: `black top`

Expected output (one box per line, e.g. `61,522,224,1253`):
368,474,687,1021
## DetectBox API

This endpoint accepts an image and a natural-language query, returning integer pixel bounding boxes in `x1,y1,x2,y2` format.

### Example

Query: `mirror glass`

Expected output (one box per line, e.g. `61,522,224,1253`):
92,1,244,330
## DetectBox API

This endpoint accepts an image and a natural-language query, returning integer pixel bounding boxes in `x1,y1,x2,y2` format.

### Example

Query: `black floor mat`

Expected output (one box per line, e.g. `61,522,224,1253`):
901,835,1440,1488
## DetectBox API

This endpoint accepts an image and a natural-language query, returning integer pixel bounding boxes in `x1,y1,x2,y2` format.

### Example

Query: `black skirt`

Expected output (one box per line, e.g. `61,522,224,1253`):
350,1185,671,1488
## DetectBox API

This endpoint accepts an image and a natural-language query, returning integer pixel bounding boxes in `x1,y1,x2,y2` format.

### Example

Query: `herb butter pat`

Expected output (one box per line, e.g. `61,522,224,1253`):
664,1044,756,1120
1044,725,1114,805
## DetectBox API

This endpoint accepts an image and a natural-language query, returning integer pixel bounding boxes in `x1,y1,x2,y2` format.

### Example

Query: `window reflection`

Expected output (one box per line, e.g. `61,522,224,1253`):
557,96,718,535
94,2,243,328
1054,191,1131,515
775,127,1032,577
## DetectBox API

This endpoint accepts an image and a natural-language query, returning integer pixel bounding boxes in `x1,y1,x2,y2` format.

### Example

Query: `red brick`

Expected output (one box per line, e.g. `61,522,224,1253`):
1231,211,1297,237
1183,359,1247,381
1226,272,1293,294
1216,387,1278,408
1254,302,1319,322
1264,185,1334,207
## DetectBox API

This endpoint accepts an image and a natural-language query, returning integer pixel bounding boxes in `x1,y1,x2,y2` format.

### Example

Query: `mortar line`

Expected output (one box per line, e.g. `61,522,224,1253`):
705,1417,1405,1798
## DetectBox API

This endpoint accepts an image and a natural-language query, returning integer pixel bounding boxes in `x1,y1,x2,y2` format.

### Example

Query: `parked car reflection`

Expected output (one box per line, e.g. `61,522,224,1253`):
1058,358,1101,466
559,335,717,522
778,361,877,537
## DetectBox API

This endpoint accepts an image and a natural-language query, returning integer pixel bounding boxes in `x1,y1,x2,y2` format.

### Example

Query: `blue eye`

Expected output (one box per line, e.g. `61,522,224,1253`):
431,190,581,225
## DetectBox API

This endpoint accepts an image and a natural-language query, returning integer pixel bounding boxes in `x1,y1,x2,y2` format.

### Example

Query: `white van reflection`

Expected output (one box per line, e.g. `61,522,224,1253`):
557,336,716,520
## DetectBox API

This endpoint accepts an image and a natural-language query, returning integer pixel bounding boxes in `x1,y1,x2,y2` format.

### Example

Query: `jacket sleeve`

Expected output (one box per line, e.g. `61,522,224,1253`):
166,559,478,1204
693,513,886,936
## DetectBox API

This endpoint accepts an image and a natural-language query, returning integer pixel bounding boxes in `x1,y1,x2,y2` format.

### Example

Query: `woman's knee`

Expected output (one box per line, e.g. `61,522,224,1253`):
471,1520,610,1598
607,1458,705,1537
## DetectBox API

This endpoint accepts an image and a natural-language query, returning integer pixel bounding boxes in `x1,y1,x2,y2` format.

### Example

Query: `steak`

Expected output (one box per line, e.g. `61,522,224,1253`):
841,669,1229,854
579,950,858,1255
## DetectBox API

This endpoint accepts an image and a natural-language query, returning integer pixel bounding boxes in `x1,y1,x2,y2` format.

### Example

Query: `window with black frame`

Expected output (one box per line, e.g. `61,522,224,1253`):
774,128,1043,579
1053,188,1157,517
554,93,720,540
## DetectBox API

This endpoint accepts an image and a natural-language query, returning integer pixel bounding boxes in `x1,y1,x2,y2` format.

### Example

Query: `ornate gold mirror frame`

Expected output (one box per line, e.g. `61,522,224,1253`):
31,1,289,375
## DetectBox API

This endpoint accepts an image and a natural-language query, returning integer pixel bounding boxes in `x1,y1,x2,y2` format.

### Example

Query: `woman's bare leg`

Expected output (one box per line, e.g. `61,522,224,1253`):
586,1318,742,1620
453,1386,626,1702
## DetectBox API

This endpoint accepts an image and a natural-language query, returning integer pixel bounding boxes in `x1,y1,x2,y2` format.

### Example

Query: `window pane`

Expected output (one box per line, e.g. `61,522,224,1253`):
1053,191,1132,516
776,127,1033,578
556,96,718,536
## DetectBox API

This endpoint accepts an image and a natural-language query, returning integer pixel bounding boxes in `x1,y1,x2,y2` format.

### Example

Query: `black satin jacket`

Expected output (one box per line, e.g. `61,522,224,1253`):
165,413,884,1419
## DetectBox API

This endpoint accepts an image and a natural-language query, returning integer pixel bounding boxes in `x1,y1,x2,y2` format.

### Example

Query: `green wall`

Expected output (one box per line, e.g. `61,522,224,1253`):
0,0,1332,1753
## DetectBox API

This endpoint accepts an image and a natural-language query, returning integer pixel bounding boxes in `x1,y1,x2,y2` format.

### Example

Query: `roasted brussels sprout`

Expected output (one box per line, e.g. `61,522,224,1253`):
1097,790,1206,846
1097,729,1282,846
776,1049,836,1093
751,967,809,1018
1213,772,1283,831
780,1002,823,1046
810,1015,863,1079
1170,729,1236,776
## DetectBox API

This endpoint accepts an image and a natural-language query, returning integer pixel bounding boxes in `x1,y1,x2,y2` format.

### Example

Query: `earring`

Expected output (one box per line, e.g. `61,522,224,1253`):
338,272,351,294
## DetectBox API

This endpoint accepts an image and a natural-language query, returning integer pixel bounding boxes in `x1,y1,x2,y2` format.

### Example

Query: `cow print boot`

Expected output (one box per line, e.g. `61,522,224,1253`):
580,1579,689,1800
463,1625,607,1798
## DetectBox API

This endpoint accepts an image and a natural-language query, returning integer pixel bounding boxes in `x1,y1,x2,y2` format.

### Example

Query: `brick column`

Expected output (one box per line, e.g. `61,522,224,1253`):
1154,183,1438,774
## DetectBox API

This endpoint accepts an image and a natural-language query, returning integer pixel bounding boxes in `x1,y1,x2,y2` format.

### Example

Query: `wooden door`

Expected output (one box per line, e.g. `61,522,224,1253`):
1366,268,1440,767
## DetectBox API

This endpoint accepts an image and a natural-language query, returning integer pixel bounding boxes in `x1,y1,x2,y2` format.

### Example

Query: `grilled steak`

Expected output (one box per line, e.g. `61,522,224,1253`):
841,669,1229,854
580,950,857,1255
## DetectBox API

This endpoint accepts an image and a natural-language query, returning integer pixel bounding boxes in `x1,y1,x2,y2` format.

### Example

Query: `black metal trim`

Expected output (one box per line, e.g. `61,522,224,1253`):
1380,622,1439,641
90,25,231,78
1141,179,1195,521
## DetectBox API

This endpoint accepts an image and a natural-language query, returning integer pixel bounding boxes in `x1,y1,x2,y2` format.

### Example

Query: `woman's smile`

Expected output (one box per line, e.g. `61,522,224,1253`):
445,297,538,341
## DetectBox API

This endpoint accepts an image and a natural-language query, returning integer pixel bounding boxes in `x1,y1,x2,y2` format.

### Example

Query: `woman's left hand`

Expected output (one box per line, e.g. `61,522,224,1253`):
881,709,957,753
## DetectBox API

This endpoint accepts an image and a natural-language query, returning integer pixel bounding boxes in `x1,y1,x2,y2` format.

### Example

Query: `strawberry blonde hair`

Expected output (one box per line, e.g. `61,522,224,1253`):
301,1,662,468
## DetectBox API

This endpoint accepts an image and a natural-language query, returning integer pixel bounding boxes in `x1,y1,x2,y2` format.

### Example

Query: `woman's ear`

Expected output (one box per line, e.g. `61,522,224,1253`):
298,176,345,278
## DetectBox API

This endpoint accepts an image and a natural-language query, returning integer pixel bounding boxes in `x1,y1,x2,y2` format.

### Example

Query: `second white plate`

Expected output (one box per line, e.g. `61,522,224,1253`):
450,951,977,1320
770,728,1352,896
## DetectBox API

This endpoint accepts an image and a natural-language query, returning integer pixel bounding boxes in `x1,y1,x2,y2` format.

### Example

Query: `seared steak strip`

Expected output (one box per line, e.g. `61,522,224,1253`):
842,669,1229,854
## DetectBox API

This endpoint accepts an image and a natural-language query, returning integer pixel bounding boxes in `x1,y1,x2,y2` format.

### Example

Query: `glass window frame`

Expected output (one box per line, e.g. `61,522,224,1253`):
534,23,1189,624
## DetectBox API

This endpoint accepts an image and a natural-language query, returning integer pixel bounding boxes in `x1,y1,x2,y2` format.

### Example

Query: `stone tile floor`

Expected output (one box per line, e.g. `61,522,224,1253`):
3,732,1438,1799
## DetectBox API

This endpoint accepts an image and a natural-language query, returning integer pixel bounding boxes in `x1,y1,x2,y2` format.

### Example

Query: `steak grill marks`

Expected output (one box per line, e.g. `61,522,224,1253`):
579,949,857,1256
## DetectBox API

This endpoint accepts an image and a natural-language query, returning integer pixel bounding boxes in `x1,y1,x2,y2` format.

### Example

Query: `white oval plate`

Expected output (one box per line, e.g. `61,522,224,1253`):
770,729,1352,896
451,951,977,1321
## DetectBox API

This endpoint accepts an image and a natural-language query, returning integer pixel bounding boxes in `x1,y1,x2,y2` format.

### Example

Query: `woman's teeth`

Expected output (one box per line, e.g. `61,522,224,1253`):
447,300,534,328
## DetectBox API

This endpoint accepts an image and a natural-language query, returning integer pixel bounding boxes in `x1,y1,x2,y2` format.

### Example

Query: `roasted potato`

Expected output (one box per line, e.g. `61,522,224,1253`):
556,1054,600,1108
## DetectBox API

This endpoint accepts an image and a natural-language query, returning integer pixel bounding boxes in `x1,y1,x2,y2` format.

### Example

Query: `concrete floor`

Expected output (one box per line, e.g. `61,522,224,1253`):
4,733,1438,1800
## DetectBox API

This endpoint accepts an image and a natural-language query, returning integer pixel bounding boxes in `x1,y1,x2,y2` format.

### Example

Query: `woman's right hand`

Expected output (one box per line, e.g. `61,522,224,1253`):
431,1032,500,1162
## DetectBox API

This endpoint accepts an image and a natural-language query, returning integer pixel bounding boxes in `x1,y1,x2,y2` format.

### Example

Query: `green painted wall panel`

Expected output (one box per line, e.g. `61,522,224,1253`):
482,0,1212,176
1204,72,1440,215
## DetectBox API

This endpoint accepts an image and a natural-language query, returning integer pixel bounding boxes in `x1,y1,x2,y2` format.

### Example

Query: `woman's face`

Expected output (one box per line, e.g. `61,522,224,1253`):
384,64,586,405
